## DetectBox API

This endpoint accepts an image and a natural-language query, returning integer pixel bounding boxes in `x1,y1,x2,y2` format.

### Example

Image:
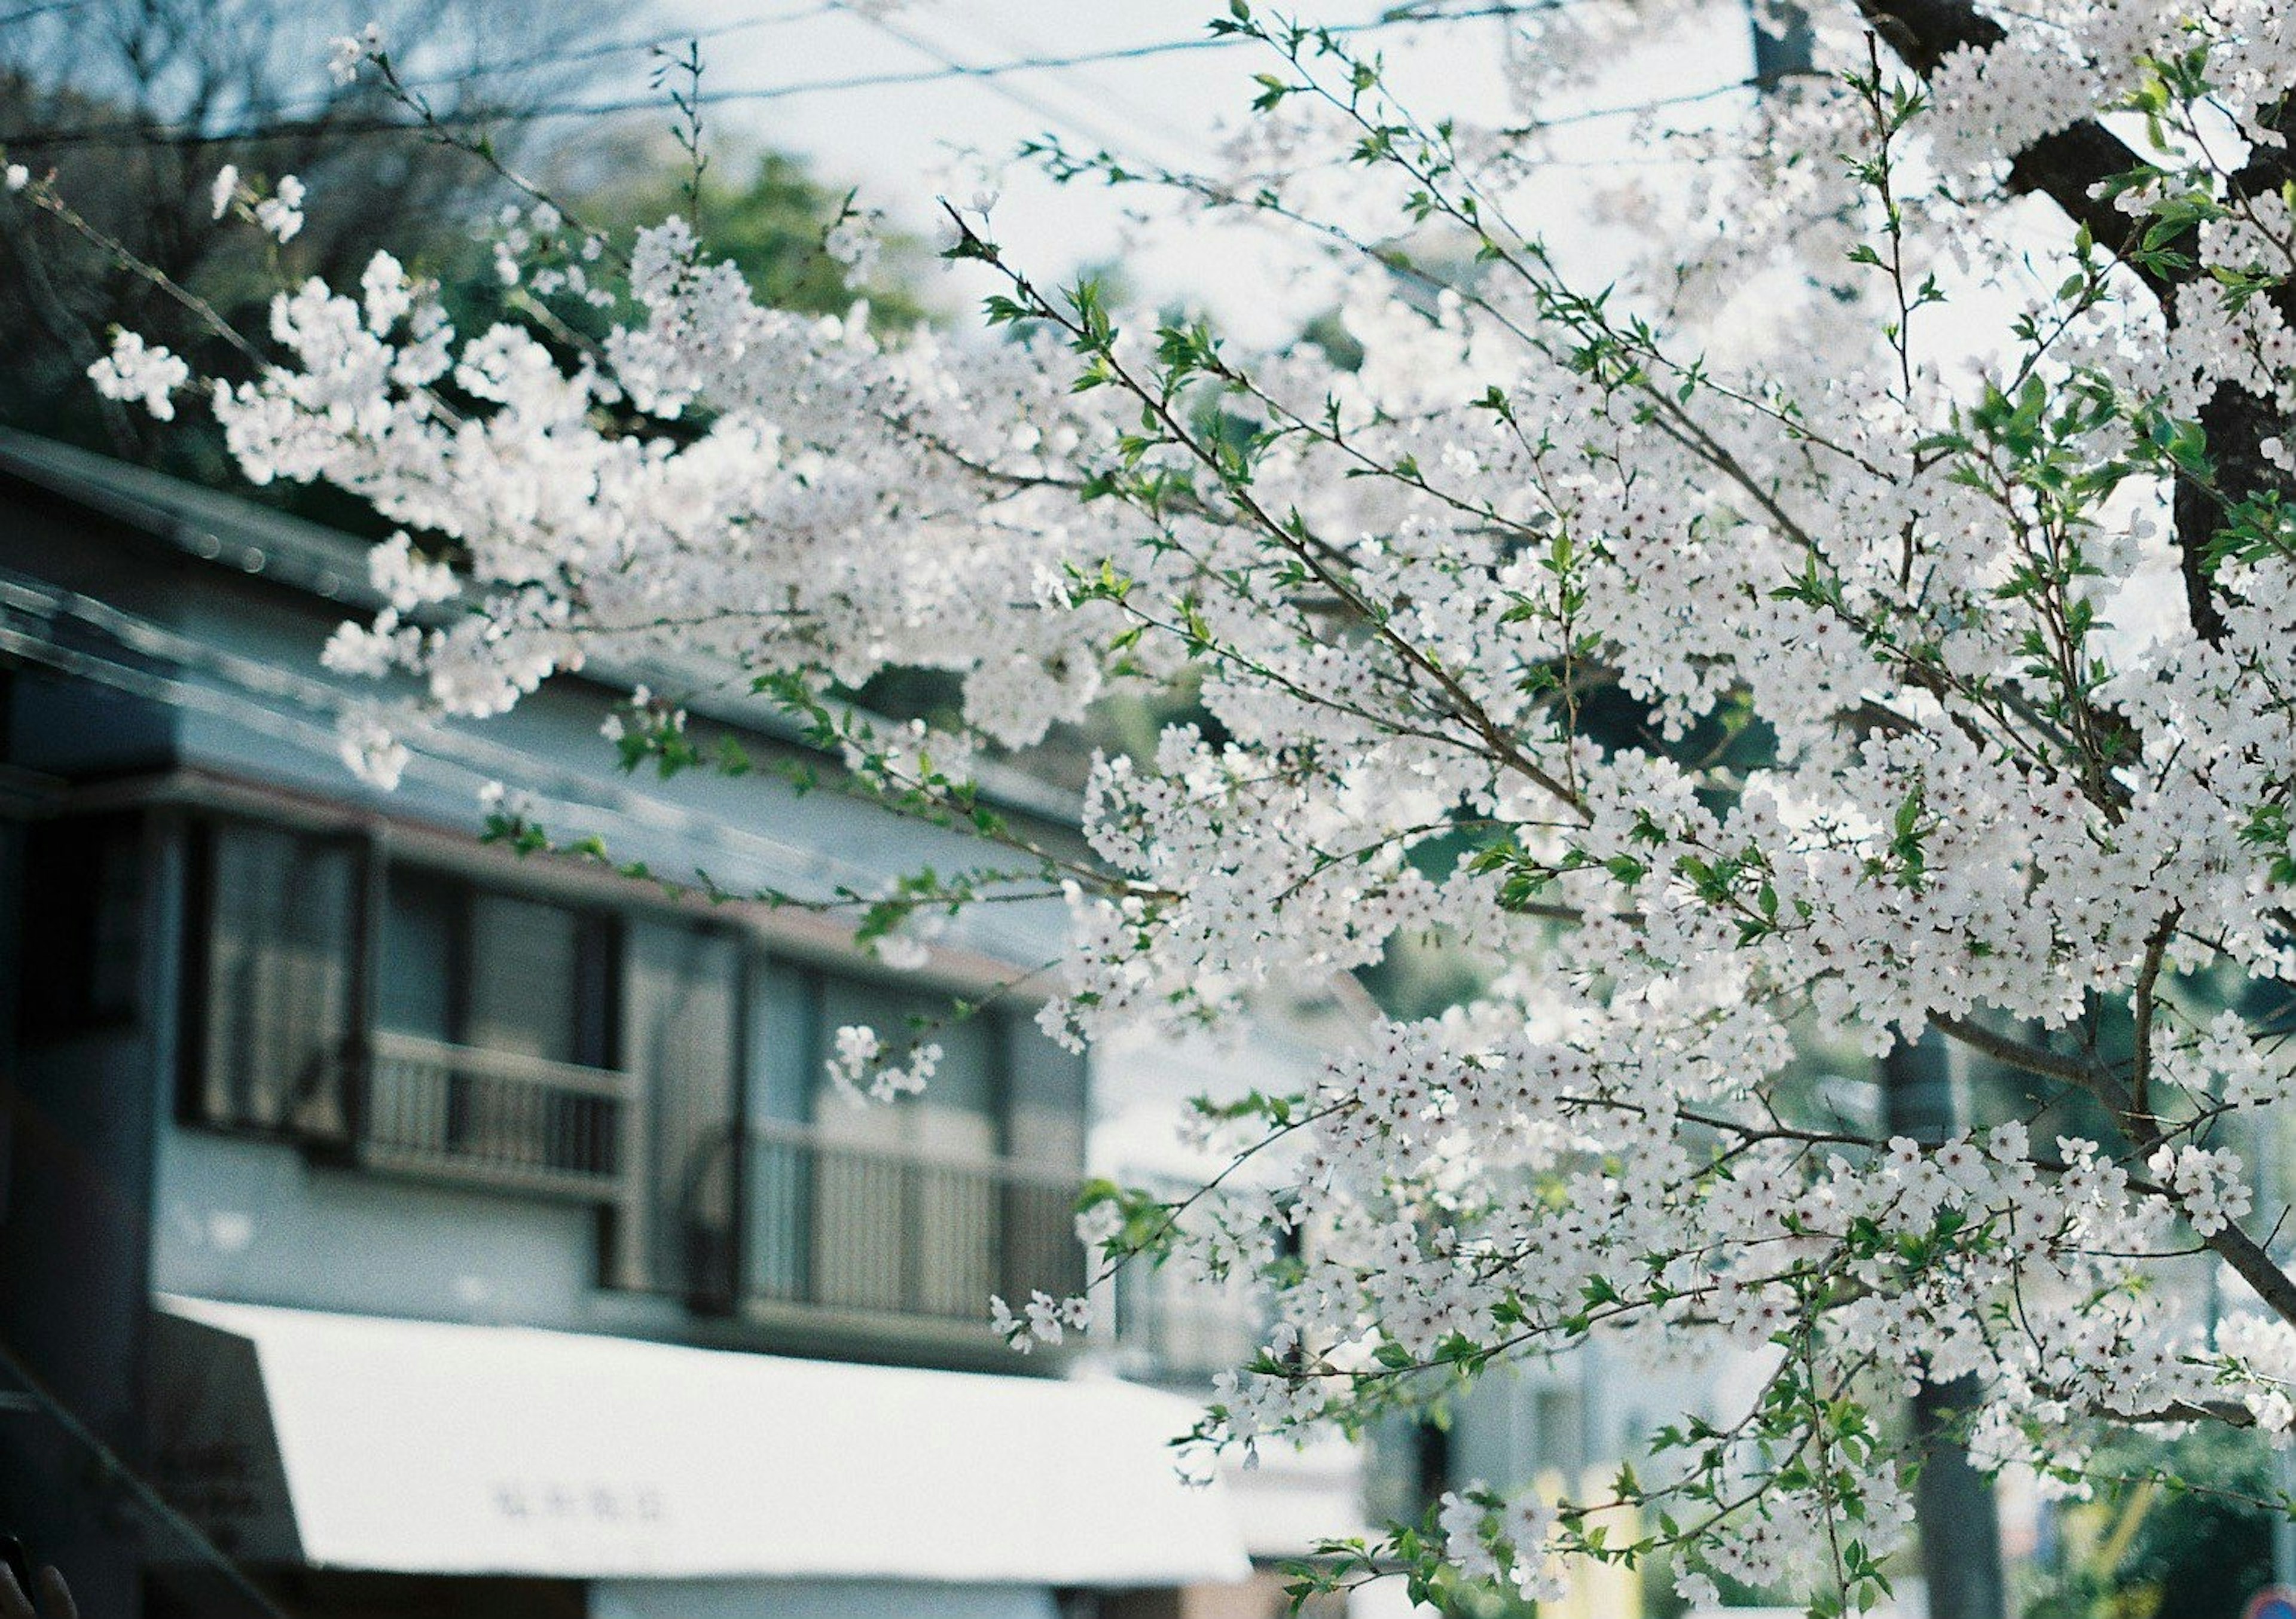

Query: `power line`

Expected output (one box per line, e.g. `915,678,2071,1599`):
0,1,838,148
306,2,844,106
0,2,1556,149
827,1,1161,166
880,1,1208,155
1503,77,1757,136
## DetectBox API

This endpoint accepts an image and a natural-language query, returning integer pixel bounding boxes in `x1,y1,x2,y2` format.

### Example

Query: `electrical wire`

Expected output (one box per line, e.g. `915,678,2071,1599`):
328,2,844,103
826,2,1163,164
848,1,1208,156
0,1,838,149
0,1,1564,148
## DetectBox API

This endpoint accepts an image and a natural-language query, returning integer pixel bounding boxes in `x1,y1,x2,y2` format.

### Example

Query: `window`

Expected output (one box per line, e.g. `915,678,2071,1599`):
184,820,362,1135
805,975,999,1316
377,870,615,1067
620,918,741,1302
741,963,1089,1323
1532,1384,1584,1479
365,866,624,1200
813,977,1000,1156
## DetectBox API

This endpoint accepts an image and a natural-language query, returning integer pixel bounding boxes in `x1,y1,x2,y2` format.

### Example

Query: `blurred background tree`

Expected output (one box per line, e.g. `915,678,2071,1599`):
579,145,933,328
0,0,929,497
2023,1426,2280,1619
1,0,607,471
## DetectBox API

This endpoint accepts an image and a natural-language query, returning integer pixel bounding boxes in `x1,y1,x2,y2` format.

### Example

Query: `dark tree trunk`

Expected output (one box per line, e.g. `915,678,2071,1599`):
1854,0,2296,652
1910,1374,2009,1619
1883,1033,2008,1619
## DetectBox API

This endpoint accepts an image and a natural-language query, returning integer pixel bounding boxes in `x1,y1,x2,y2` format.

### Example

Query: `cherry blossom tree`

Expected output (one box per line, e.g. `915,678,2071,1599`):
28,0,2296,1609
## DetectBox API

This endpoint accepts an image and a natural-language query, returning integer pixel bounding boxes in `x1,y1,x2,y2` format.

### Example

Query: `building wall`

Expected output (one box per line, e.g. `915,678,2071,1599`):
0,442,1247,1617
159,567,1074,974
0,782,173,1619
0,478,1097,1361
152,1125,655,1333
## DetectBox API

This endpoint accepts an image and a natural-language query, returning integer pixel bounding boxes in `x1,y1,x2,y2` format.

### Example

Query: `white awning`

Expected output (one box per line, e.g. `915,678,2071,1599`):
1221,1436,1373,1559
150,1296,1251,1588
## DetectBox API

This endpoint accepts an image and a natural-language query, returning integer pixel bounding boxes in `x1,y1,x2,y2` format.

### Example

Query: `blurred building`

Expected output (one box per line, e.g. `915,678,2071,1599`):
0,429,1726,1619
0,430,1309,1619
1092,1028,1380,1618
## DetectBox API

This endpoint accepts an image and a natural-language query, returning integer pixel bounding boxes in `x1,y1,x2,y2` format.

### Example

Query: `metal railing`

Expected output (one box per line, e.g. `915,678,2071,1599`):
741,1119,1088,1325
1097,1174,1276,1380
356,1030,631,1202
1113,1261,1269,1382
309,1043,1087,1330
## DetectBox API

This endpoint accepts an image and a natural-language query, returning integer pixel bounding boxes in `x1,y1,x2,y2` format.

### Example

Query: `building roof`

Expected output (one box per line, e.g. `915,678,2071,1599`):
0,427,1083,829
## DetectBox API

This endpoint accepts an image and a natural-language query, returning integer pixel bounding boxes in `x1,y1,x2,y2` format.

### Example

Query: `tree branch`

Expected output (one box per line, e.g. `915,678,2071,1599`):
1855,0,2257,648
1937,1010,2296,1327
1854,0,2167,298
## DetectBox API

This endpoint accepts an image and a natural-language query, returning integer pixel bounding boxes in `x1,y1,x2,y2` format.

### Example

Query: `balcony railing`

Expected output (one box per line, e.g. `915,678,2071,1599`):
740,1120,1088,1326
301,1041,1088,1333
355,1030,631,1202
1113,1262,1269,1382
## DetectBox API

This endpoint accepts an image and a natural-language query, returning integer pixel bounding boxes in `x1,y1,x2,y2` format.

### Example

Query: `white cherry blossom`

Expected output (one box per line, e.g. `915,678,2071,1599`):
81,0,2296,1606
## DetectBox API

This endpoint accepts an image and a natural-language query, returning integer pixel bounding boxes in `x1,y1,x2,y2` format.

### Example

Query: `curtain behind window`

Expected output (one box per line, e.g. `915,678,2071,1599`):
467,894,581,1064
622,920,740,1304
194,824,359,1136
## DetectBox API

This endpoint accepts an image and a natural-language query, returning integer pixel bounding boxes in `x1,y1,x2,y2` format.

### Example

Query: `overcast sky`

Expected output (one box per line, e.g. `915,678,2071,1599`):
636,0,1764,341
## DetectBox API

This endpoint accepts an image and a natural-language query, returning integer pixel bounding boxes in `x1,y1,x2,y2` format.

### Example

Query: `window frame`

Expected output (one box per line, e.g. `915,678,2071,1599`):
374,860,623,1073
176,811,375,1141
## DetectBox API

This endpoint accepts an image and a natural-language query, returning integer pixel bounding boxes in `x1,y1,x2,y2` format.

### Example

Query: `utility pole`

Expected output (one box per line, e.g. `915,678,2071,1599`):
2263,1064,2296,1588
1883,1031,2008,1619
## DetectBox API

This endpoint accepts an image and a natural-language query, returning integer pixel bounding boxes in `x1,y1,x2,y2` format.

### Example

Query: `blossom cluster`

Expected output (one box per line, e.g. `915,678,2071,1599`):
77,0,2296,1606
825,1024,942,1105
